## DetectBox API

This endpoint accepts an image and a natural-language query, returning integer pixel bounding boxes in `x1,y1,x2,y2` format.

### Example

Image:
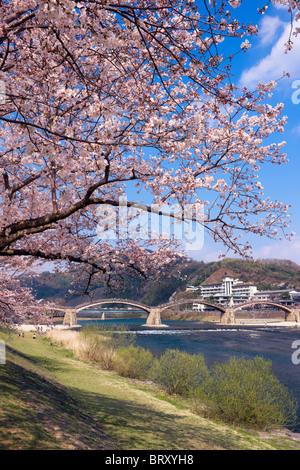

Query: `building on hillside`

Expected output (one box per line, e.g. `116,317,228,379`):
193,277,257,311
253,289,300,305
192,277,300,311
186,285,199,292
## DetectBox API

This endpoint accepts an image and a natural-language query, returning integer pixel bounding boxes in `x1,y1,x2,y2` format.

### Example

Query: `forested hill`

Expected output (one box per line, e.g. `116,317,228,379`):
19,258,300,307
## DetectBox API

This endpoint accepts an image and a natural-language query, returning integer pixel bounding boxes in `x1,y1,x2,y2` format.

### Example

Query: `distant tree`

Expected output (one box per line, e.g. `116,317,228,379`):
0,270,45,326
280,292,291,300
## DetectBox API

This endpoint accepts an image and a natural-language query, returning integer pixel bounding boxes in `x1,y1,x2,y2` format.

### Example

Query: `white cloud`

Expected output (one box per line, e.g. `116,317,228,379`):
259,16,285,46
188,234,300,266
292,123,300,134
240,21,300,89
272,2,290,10
249,236,300,265
188,246,224,263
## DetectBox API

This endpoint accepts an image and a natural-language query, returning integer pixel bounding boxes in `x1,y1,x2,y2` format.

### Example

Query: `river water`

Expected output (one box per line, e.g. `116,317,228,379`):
77,317,300,430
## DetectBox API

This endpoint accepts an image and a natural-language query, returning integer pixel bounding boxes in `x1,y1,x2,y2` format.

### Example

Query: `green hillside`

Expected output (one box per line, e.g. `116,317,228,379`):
140,257,300,304
190,258,300,291
19,258,300,307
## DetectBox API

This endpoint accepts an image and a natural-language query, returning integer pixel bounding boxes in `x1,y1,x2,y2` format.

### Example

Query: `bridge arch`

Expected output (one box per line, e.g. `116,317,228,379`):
55,299,152,326
58,298,228,326
75,299,151,314
47,307,66,313
231,300,294,321
160,299,226,313
232,300,292,313
50,298,300,327
159,298,228,322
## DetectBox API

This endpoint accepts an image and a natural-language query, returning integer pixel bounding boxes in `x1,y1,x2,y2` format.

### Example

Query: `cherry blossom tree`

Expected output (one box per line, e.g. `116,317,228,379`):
0,0,297,321
259,0,300,51
0,268,45,326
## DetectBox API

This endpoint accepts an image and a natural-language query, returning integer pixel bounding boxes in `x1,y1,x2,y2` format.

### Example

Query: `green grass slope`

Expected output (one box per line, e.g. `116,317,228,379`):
1,330,300,450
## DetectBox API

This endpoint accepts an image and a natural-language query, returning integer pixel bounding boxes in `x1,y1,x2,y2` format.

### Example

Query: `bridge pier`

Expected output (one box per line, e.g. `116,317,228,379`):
145,308,168,327
221,308,236,325
286,309,300,322
63,308,78,326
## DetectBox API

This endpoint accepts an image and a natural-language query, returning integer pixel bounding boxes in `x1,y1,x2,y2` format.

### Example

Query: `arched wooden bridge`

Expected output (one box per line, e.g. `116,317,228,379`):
47,298,300,327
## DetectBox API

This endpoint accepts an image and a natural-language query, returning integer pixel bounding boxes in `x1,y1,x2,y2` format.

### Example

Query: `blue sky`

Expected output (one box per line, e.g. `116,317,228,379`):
188,1,300,265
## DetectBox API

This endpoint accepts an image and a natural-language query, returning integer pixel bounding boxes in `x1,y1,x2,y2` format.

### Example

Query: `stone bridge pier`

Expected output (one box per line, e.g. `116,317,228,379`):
63,308,78,326
286,309,300,322
220,307,300,324
145,308,168,327
220,309,236,325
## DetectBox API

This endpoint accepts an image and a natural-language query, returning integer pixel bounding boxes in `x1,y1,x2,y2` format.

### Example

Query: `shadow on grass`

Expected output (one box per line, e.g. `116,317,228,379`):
69,386,251,450
2,344,265,450
5,344,75,374
0,358,113,450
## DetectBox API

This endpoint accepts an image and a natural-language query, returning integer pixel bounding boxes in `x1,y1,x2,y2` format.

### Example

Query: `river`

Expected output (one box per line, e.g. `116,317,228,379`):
78,317,300,430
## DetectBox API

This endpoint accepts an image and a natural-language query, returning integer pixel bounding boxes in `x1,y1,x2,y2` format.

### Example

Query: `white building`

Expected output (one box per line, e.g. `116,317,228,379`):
193,276,300,311
193,277,257,311
253,289,300,302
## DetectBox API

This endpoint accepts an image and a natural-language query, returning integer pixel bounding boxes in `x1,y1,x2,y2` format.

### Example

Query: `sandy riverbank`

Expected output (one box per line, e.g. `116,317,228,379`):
15,319,300,332
15,323,82,333
233,320,300,328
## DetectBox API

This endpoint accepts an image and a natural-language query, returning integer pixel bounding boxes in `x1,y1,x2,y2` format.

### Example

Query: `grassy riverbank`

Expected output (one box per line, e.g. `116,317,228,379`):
1,329,300,450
